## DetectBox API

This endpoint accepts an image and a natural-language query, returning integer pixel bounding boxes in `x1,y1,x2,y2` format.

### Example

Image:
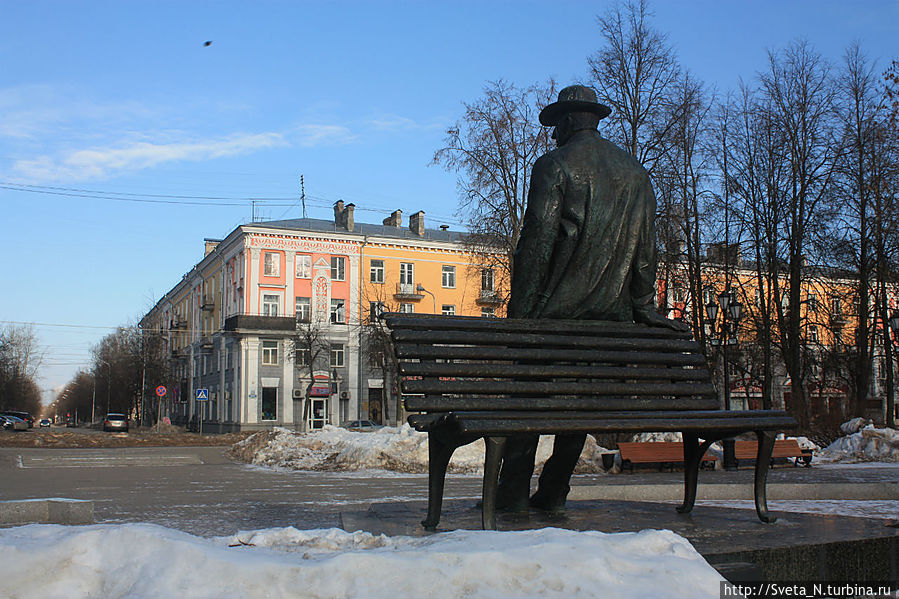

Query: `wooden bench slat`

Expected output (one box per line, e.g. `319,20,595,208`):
404,396,721,412
402,379,717,397
418,409,791,421
392,329,701,352
456,415,797,435
398,362,710,381
383,313,692,339
395,344,709,366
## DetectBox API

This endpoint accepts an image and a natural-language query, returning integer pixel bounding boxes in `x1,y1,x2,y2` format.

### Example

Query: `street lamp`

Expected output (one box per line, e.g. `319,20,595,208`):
706,290,743,470
886,312,899,428
416,284,437,313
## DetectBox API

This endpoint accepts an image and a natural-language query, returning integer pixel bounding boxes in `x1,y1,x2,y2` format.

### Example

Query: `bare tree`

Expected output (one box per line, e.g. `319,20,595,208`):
758,40,840,429
433,79,556,283
588,0,681,174
286,318,331,432
0,324,43,414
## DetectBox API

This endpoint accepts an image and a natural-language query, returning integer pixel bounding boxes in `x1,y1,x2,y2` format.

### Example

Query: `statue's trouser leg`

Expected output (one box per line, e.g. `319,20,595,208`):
497,434,538,510
533,433,587,507
482,436,508,530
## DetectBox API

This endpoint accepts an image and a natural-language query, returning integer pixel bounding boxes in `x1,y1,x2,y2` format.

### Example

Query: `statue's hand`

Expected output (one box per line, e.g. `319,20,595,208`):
634,310,691,333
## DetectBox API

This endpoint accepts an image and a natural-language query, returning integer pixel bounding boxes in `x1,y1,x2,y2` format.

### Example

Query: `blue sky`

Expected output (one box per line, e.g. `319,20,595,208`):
1,0,896,403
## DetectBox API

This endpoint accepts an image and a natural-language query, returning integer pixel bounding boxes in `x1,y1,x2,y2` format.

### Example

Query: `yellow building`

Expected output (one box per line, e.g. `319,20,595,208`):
141,202,504,431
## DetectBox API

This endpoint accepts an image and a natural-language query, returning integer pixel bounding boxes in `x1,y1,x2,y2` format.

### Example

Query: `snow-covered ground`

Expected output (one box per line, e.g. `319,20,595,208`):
227,422,899,474
3,421,896,599
0,524,726,599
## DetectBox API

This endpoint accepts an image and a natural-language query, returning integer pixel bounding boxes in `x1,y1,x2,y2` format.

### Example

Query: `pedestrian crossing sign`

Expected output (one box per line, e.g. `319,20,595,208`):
196,388,209,401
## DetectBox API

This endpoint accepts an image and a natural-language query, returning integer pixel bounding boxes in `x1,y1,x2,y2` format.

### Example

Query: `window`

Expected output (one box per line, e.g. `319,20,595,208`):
370,260,385,284
481,268,494,291
481,307,496,318
262,294,280,316
330,343,345,367
754,288,762,307
370,301,386,320
262,340,279,365
442,304,456,315
807,293,818,312
833,326,843,348
331,256,346,281
296,255,312,278
400,262,414,285
263,252,280,277
831,297,841,315
808,325,819,344
295,348,311,367
295,297,311,322
400,303,414,313
442,265,456,288
330,299,346,324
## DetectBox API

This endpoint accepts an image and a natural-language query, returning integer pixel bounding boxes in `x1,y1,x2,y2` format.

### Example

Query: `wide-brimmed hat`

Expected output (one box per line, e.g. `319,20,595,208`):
539,85,611,126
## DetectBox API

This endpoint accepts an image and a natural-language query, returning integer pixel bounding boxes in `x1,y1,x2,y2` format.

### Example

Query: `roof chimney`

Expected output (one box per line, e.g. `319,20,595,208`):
334,200,346,228
345,203,355,232
203,238,221,257
383,209,402,227
439,225,449,231
409,211,425,236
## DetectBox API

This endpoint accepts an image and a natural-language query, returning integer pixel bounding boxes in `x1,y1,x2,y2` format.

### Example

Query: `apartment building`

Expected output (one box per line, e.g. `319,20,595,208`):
140,202,505,432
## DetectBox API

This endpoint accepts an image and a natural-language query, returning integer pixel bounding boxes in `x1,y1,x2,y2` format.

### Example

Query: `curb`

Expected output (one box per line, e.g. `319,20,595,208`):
0,498,94,526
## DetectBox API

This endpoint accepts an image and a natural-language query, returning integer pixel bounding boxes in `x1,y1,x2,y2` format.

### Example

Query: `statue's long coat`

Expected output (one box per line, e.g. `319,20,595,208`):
508,129,658,321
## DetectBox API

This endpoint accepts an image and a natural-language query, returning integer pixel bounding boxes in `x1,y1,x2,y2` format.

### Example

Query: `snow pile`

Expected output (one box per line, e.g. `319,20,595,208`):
0,523,726,599
820,424,899,463
229,425,611,474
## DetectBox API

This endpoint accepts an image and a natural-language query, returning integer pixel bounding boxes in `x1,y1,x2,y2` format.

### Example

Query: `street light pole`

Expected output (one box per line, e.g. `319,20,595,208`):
706,290,743,470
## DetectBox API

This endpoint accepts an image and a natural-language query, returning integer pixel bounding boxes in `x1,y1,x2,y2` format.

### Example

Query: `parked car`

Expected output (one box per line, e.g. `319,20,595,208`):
344,419,383,431
39,418,52,428
0,410,34,428
0,415,28,431
103,413,129,432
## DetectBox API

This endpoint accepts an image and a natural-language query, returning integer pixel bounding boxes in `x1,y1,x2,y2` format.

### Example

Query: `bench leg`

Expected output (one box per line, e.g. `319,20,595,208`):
423,433,456,530
481,436,507,530
753,431,777,523
677,433,709,514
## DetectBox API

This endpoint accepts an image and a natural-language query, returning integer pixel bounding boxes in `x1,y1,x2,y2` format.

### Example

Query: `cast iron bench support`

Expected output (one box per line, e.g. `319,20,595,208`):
385,313,797,530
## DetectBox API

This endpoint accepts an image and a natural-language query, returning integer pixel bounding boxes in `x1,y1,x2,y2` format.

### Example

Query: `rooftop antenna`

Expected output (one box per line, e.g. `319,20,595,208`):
300,175,307,219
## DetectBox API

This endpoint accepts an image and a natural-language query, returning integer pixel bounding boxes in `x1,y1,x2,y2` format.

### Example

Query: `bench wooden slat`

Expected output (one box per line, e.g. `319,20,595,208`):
392,329,701,352
404,396,721,412
398,362,710,381
402,379,717,397
456,415,797,435
415,409,791,421
395,343,709,366
383,313,692,339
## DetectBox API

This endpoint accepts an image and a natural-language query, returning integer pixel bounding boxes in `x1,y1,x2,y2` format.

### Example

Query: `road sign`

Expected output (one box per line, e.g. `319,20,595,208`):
196,388,209,401
155,385,167,397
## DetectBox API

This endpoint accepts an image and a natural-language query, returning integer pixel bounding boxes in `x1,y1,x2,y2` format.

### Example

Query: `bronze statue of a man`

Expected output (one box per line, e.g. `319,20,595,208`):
498,84,687,512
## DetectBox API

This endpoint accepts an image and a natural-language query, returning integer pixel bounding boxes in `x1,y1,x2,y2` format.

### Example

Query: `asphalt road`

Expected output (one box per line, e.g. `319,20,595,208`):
0,446,483,536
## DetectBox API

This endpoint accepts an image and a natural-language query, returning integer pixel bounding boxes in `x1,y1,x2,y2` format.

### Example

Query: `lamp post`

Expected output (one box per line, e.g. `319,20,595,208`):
706,291,743,470
886,312,899,428
416,284,437,313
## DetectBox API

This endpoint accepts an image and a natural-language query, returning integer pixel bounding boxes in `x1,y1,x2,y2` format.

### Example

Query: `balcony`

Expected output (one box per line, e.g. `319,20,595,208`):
170,318,187,330
476,289,504,306
200,296,214,312
394,282,424,301
224,315,297,332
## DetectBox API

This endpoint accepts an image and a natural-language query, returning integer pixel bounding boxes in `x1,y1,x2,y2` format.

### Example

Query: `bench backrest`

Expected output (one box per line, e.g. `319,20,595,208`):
734,439,806,459
617,441,718,463
384,313,718,414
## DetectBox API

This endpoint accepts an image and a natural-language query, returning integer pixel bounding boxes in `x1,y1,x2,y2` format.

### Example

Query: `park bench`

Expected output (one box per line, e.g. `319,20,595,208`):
734,439,813,468
617,441,718,472
384,313,798,530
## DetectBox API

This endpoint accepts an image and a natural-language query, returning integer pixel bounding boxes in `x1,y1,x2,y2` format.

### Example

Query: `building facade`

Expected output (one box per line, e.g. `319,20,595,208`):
140,203,506,431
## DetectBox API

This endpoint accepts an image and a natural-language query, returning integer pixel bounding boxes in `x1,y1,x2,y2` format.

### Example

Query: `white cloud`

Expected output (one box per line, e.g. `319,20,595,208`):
366,114,445,132
13,133,288,182
293,124,357,147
